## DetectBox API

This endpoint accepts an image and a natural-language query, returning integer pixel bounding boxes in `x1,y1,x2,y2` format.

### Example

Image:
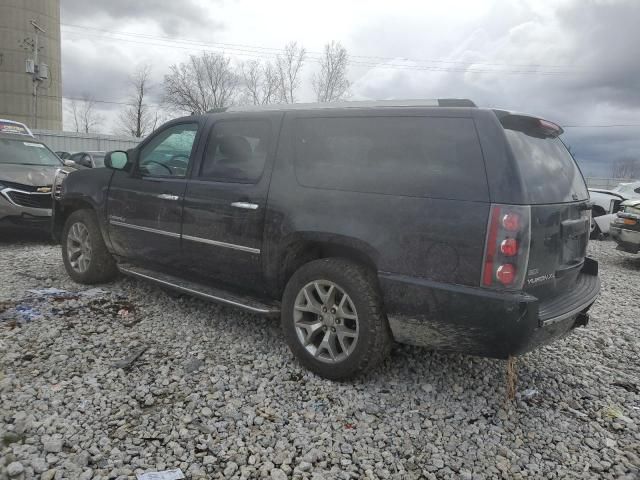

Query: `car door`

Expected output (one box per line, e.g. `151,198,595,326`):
181,113,282,293
107,121,200,268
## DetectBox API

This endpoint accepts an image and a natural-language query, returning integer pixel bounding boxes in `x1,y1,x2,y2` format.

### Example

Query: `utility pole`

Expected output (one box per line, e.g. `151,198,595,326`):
25,20,48,129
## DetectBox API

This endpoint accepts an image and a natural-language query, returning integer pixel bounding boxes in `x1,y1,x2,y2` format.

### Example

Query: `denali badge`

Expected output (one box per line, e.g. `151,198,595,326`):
526,273,555,286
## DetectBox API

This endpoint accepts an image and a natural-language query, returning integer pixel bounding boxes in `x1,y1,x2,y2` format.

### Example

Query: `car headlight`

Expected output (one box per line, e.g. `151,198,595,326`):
52,169,69,200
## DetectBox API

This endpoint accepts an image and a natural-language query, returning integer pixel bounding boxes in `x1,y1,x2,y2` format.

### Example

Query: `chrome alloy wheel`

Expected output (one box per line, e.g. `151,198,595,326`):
66,221,92,273
293,280,359,363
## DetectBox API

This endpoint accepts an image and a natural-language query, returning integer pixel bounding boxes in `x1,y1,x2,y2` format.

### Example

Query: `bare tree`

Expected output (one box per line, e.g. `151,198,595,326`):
241,60,280,105
118,64,160,138
611,157,640,179
276,42,306,103
66,94,103,133
163,52,240,114
313,41,350,102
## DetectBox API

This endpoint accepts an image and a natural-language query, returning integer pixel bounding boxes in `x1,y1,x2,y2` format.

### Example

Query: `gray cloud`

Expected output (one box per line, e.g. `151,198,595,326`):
61,0,223,36
57,0,640,175
350,0,640,177
62,44,130,105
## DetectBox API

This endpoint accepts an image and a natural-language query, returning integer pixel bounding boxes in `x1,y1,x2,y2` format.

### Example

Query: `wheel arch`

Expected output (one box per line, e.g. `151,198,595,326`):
52,197,98,243
270,232,380,298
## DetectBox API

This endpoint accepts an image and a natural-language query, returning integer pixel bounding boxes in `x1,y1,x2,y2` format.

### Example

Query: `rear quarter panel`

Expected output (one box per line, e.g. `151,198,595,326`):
264,110,490,291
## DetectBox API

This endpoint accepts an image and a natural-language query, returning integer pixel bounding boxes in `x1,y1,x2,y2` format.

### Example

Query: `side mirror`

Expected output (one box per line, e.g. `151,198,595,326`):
63,159,76,167
105,151,129,170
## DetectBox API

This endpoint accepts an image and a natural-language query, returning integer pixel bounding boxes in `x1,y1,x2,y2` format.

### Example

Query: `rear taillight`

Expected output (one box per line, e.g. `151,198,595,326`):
481,204,531,289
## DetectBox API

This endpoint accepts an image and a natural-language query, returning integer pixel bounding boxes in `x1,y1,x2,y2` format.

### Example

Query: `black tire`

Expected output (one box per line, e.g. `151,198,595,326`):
61,209,118,284
281,258,392,380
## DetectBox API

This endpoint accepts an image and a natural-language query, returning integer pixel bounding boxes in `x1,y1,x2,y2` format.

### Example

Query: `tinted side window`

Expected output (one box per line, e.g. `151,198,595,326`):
294,116,488,200
139,123,198,177
200,120,271,183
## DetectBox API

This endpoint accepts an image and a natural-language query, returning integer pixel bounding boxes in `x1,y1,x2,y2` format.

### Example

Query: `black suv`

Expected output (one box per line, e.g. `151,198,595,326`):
52,99,600,379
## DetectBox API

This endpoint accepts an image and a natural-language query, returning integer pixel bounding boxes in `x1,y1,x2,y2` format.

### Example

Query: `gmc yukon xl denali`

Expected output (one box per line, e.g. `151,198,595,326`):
52,99,600,379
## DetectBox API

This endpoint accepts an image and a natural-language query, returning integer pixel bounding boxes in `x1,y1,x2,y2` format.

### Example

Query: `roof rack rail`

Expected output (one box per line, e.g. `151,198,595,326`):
224,98,476,113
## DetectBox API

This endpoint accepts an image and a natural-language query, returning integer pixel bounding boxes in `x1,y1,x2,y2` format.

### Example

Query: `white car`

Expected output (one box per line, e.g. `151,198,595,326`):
589,181,640,238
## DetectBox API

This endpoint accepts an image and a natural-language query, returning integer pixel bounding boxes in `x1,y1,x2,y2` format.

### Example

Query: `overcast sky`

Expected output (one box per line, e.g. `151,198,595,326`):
58,0,640,176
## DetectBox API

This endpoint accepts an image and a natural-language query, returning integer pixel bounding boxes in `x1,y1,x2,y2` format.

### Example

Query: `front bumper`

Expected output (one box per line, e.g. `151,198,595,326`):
379,258,600,359
0,193,51,226
610,225,640,254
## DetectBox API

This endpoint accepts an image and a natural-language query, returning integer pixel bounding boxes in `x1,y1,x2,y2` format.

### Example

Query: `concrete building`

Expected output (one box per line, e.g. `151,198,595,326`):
0,0,62,130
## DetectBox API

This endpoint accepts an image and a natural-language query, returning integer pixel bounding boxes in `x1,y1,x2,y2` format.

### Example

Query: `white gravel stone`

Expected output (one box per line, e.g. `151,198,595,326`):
270,468,288,480
0,234,638,479
6,462,24,477
42,438,63,454
31,458,48,474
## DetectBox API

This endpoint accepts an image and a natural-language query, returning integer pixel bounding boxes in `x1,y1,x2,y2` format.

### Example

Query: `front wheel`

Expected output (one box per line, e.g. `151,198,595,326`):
61,209,118,284
281,258,391,380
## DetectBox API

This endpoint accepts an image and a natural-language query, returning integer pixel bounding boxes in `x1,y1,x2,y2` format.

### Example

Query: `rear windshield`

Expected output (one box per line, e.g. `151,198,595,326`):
504,129,588,204
0,138,62,166
294,116,488,201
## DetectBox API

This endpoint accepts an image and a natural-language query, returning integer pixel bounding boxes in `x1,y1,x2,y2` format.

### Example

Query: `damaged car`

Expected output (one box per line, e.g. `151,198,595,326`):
589,181,640,238
52,99,600,379
0,120,75,229
610,199,640,254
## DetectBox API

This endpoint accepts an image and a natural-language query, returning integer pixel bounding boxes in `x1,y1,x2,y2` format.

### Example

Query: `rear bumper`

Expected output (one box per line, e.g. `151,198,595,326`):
610,225,640,253
379,258,600,358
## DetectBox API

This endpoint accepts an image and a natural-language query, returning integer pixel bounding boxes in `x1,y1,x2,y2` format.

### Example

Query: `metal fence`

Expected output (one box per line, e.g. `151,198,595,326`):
32,129,142,153
585,177,638,189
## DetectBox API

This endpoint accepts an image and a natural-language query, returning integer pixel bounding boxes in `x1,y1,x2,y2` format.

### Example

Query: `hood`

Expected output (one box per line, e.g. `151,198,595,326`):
588,188,625,199
0,163,68,187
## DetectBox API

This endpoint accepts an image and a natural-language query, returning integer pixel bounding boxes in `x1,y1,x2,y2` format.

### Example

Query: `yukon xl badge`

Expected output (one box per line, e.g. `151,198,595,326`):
526,272,555,286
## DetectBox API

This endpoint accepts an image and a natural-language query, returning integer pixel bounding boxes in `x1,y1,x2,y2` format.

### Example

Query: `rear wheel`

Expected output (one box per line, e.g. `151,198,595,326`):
282,258,391,380
62,209,117,284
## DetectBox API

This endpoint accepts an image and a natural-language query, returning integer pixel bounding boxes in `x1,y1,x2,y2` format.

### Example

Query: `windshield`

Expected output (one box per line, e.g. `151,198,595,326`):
0,139,62,166
504,129,589,204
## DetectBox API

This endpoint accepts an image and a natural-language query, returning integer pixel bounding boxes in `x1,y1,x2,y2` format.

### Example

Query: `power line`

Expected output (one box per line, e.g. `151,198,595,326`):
47,95,640,129
60,24,580,75
563,124,640,128
62,22,576,69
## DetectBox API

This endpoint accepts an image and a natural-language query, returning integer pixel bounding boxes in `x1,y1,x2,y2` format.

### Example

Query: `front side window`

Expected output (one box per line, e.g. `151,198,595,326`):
200,120,271,183
139,123,198,177
0,139,62,166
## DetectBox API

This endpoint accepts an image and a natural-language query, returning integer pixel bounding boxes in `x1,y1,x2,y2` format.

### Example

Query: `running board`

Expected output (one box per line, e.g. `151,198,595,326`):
117,263,280,316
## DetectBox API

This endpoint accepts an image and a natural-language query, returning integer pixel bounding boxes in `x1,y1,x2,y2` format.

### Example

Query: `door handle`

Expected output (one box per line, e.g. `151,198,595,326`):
231,202,259,210
157,193,180,201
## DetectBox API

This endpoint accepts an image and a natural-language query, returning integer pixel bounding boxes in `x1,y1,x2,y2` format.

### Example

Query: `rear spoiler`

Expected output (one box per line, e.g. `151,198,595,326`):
493,110,564,137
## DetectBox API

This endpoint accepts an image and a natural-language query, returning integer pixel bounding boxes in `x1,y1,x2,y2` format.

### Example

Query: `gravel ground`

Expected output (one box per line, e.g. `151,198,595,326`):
0,229,639,480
